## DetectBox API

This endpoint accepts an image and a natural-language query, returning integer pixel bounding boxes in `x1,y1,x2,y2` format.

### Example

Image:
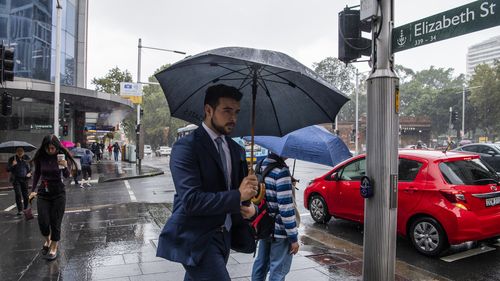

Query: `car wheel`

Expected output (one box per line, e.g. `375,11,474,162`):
409,217,448,256
309,195,331,224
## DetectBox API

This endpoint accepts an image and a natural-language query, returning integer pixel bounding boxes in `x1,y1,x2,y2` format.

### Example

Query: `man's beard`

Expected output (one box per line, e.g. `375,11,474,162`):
211,117,231,135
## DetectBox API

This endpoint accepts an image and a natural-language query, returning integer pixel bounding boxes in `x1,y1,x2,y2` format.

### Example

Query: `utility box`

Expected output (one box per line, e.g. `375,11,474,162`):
128,144,136,162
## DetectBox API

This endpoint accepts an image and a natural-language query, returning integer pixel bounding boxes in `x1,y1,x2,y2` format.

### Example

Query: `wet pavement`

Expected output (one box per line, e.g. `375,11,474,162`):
0,157,485,280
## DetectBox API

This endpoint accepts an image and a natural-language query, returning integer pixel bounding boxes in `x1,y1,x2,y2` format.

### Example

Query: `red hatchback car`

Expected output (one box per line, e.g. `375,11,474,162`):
304,150,500,256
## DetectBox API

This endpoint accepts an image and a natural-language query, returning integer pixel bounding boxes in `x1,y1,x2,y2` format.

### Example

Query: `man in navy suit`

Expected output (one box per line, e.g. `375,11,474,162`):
157,84,258,281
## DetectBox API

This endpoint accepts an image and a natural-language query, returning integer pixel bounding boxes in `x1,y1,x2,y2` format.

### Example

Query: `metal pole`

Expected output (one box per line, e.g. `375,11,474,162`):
355,69,359,155
462,86,465,139
363,0,399,279
137,38,142,169
53,0,62,137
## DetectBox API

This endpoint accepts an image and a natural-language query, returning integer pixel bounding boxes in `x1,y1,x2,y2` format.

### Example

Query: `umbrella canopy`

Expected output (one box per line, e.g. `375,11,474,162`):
70,147,93,158
0,141,37,153
61,140,75,148
244,126,352,167
155,46,349,138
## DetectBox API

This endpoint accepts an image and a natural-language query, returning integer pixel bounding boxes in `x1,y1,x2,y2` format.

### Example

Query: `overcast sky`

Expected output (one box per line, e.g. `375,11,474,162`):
86,0,500,89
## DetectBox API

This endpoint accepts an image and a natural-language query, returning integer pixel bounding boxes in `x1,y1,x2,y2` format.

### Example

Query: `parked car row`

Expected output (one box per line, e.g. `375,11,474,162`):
304,149,500,256
142,145,172,157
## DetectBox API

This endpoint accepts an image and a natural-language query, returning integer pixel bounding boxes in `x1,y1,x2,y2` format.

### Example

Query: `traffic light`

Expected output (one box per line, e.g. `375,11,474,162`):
451,111,458,123
0,45,15,83
61,99,71,122
62,124,69,136
1,91,12,116
338,6,372,64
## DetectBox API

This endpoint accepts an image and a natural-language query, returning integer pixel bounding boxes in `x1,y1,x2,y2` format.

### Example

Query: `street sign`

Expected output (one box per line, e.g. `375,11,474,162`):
119,82,143,104
393,0,499,53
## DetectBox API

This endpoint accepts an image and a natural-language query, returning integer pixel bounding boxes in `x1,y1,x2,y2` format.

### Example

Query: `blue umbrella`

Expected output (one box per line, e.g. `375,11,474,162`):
245,125,352,167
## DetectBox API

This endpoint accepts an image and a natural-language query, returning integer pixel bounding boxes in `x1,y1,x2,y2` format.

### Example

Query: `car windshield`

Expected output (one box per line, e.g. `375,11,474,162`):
439,158,500,185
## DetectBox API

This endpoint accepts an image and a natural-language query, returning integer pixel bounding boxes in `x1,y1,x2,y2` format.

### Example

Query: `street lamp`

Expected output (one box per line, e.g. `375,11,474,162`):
136,38,186,168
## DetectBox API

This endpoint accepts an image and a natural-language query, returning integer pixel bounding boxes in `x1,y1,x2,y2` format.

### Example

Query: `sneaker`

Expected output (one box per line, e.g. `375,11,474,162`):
80,184,85,188
16,211,23,216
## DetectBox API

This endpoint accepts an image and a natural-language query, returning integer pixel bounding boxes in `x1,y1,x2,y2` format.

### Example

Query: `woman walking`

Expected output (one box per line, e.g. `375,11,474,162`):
29,134,76,261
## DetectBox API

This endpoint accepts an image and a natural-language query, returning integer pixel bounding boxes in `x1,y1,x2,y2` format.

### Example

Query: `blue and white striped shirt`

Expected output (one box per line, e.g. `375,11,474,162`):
261,157,298,243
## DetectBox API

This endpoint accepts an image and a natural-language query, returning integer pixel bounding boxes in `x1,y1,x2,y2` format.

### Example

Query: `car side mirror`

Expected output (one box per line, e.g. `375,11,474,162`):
325,172,338,181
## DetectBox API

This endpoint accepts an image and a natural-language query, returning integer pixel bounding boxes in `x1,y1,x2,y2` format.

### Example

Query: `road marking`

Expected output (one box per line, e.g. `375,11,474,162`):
0,193,8,196
65,208,91,214
124,180,137,202
440,246,496,262
300,212,310,217
4,204,16,211
495,242,500,247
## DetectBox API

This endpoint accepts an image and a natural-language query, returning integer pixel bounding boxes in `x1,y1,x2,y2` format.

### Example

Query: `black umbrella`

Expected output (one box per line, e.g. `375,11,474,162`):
155,46,349,168
0,141,37,153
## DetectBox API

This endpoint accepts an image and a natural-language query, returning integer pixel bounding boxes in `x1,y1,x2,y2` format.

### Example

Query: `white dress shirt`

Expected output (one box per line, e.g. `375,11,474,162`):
202,122,232,188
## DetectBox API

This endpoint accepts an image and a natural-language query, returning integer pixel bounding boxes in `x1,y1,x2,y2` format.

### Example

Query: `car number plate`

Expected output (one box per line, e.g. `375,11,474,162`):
486,197,500,207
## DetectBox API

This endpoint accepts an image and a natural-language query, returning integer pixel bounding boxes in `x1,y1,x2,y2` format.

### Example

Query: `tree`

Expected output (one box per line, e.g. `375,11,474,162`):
139,64,188,147
313,57,359,122
91,67,135,140
91,67,133,95
469,61,500,140
398,66,466,137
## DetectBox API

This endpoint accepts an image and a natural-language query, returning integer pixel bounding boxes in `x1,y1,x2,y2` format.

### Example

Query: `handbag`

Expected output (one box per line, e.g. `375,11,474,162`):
23,207,34,221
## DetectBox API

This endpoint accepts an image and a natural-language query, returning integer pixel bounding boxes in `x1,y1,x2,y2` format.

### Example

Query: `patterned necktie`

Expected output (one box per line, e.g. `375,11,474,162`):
215,137,232,231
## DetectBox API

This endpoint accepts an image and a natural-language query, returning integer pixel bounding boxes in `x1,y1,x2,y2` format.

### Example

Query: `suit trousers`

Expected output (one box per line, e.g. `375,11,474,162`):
183,230,231,281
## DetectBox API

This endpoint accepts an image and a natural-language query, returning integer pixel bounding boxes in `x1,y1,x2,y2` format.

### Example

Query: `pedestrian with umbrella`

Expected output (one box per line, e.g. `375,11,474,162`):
154,47,349,280
3,142,36,216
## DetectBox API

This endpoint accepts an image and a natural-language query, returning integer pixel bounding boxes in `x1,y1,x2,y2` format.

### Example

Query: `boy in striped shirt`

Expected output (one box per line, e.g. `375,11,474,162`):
251,153,299,281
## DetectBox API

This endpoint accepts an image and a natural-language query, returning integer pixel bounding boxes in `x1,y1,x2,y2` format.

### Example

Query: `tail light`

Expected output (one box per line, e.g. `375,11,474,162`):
440,189,468,210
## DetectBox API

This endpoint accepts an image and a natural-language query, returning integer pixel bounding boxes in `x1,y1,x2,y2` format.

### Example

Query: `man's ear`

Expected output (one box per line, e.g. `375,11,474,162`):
204,104,213,118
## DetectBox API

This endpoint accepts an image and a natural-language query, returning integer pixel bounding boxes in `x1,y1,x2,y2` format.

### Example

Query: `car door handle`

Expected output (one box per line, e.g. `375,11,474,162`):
403,186,417,193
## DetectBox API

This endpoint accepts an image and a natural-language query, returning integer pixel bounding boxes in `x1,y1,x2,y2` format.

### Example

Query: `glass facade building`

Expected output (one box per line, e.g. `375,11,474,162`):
0,0,79,86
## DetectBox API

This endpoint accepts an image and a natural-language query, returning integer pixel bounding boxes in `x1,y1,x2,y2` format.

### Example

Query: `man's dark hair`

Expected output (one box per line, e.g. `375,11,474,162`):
204,84,243,109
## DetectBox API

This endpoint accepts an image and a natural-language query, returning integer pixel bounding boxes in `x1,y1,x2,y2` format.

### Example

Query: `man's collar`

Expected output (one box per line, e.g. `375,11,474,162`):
202,122,225,143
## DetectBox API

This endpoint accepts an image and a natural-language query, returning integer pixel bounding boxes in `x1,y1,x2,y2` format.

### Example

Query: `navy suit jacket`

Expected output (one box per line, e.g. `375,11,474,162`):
156,126,251,266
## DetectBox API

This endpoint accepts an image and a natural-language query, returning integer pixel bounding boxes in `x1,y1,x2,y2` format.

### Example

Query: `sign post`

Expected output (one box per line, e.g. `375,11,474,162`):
393,0,499,52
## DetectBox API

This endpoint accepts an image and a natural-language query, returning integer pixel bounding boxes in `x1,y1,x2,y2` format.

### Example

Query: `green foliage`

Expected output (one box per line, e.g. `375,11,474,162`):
91,67,133,95
313,57,361,121
399,66,466,137
138,64,188,147
469,61,500,140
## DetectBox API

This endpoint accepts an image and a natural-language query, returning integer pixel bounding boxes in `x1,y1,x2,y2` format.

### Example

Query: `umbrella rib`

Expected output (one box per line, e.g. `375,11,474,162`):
262,67,339,122
170,65,251,115
257,77,283,136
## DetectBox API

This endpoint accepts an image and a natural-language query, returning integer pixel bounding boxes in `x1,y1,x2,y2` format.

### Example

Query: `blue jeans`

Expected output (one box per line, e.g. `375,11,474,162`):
251,238,293,281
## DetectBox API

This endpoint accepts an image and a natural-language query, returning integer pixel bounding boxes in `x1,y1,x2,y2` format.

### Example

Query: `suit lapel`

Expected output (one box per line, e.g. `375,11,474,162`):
195,127,225,178
226,136,243,190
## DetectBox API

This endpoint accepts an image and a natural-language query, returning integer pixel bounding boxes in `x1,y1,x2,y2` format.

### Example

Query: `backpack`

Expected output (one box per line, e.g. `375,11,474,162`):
250,158,284,240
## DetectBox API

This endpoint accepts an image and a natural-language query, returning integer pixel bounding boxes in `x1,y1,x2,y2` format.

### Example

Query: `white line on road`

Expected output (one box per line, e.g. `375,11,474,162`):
0,193,8,196
299,212,310,217
440,246,496,262
65,208,91,214
124,180,137,202
4,204,16,211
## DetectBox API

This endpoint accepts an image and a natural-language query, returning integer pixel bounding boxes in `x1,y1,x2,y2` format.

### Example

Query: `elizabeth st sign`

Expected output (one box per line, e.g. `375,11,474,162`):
393,0,499,53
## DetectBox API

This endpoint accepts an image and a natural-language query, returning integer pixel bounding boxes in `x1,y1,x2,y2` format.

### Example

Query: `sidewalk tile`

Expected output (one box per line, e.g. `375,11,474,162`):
91,263,142,280
138,260,184,274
